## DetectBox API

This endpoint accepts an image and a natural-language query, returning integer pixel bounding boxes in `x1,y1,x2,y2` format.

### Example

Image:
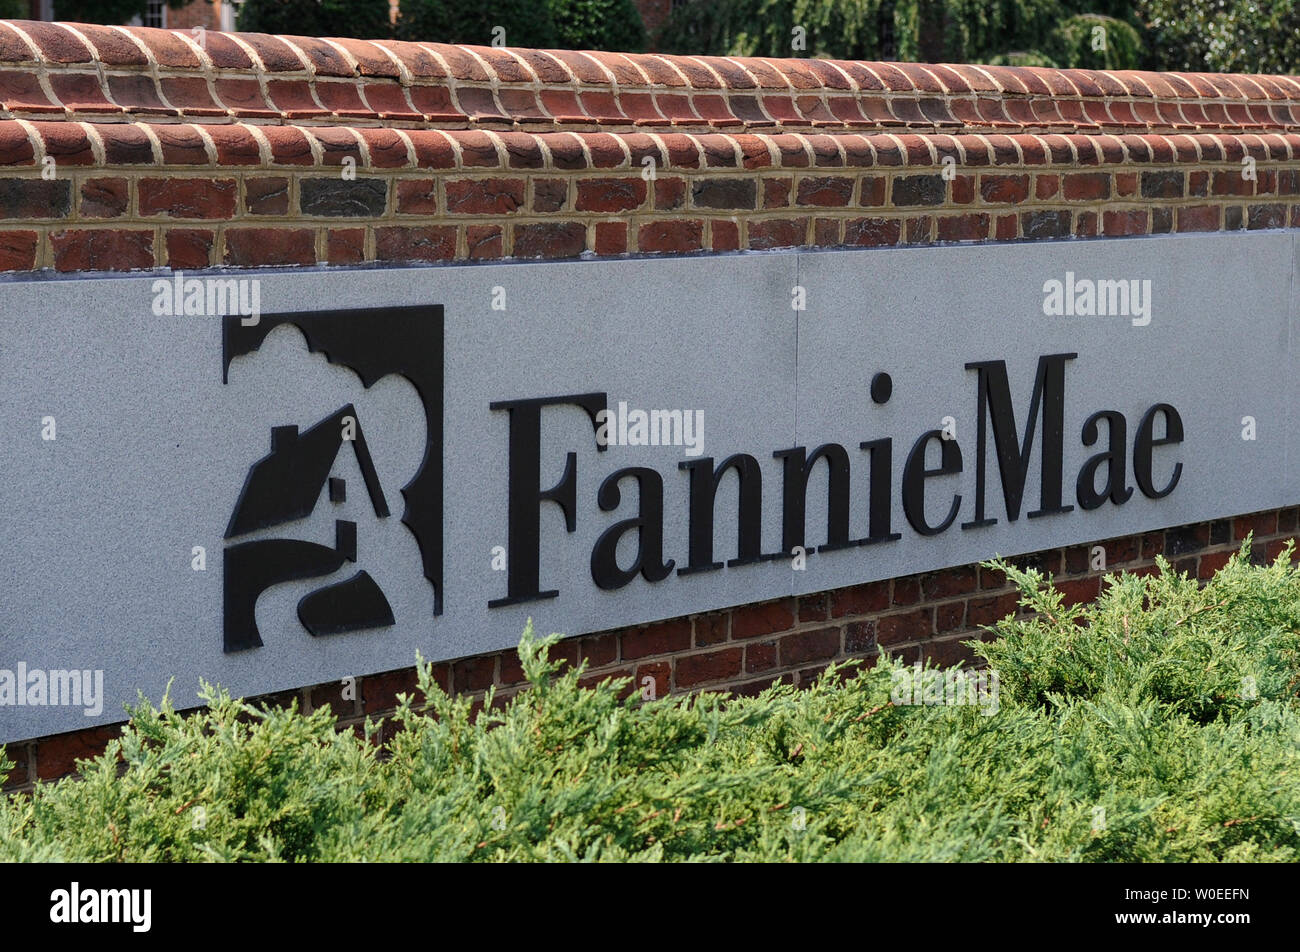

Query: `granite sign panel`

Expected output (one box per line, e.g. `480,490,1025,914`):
0,231,1296,738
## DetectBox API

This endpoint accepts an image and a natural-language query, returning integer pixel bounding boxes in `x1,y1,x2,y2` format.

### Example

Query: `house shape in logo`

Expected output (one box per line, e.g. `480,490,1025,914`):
220,305,444,653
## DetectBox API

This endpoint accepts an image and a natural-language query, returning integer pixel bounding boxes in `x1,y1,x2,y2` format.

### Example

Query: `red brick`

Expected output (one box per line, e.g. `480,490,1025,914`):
797,593,827,622
876,609,933,646
444,177,524,215
980,173,1029,203
936,212,989,241
994,213,1017,239
731,599,795,639
0,229,37,271
921,566,977,600
893,577,920,605
327,228,366,265
1176,204,1220,232
1199,551,1233,580
1114,172,1137,197
655,176,687,210
593,220,627,255
375,225,456,263
580,633,619,667
677,647,744,687
362,668,423,711
729,673,794,697
695,612,729,646
309,681,355,718
138,177,236,219
745,640,778,672
466,224,503,259
244,177,289,216
1034,174,1059,200
797,176,853,207
51,228,153,271
763,177,791,208
858,175,887,206
635,661,671,700
1062,172,1110,200
844,620,875,653
951,174,974,204
513,221,585,258
967,592,1019,627
79,177,127,218
622,618,692,660
500,640,578,684
1,743,29,789
921,637,978,668
224,227,314,266
34,726,119,782
1211,169,1254,196
639,219,703,253
166,228,214,269
779,627,840,665
830,580,890,617
844,216,899,246
1056,575,1100,607
532,178,568,212
0,178,69,218
578,667,634,693
452,656,495,693
748,218,805,249
935,601,966,632
1103,208,1147,236
576,177,647,212
711,219,740,251
1235,511,1278,540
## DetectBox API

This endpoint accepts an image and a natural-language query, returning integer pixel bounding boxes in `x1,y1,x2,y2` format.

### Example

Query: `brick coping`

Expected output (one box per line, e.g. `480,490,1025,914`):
0,19,1298,136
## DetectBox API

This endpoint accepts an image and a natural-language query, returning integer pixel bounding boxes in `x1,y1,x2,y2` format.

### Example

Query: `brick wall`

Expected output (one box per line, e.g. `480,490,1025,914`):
2,18,1300,788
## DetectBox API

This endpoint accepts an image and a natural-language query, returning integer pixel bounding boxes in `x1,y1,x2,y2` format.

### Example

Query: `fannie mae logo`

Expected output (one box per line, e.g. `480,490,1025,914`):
217,308,1184,650
218,305,442,654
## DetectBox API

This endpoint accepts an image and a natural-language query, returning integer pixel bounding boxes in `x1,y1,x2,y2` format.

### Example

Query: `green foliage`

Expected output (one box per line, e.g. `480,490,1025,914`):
1138,0,1300,75
549,0,647,53
655,0,1300,74
5,543,1300,862
395,0,645,51
236,0,394,39
1052,14,1142,70
395,0,556,48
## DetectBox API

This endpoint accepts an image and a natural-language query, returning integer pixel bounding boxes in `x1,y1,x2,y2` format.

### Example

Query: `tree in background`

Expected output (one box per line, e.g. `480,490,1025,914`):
395,0,645,52
1141,0,1300,75
394,0,557,48
657,0,1295,73
45,0,190,25
549,0,645,52
236,0,393,39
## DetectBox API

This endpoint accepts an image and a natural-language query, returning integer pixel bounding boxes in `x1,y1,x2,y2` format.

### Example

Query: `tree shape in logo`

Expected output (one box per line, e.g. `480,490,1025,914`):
220,306,443,653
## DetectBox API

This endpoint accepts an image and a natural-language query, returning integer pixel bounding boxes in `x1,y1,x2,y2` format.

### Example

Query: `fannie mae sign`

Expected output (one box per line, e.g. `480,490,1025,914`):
1,231,1297,739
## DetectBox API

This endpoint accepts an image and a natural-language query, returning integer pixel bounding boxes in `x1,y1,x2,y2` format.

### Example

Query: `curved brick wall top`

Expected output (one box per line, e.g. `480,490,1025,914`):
0,18,1298,273
3,18,1300,136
